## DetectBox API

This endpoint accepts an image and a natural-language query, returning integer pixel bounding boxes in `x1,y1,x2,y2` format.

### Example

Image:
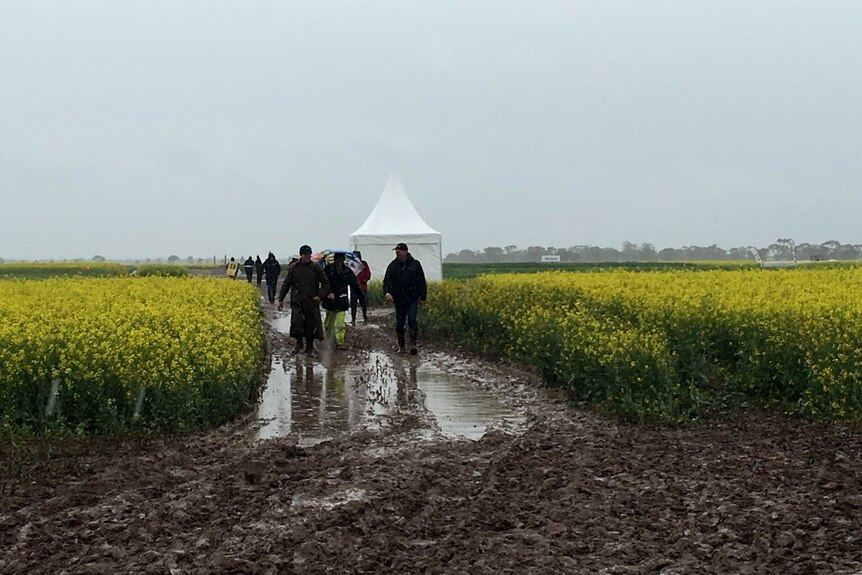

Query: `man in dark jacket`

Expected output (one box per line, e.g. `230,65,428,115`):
262,252,281,304
277,245,331,355
383,242,427,354
243,256,255,283
254,255,264,286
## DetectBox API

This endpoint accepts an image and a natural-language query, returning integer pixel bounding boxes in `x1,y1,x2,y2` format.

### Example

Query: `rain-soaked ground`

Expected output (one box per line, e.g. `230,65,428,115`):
258,308,523,443
2,284,862,574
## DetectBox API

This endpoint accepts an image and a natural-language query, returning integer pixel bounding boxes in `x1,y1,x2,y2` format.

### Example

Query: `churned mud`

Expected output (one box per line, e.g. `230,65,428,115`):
258,309,523,443
2,286,861,574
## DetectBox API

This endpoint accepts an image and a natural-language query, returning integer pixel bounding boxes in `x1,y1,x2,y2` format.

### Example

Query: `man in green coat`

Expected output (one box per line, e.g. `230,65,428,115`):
277,245,332,355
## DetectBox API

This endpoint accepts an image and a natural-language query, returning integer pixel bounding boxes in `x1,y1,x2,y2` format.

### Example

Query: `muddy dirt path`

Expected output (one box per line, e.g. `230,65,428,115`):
257,305,525,444
2,287,862,574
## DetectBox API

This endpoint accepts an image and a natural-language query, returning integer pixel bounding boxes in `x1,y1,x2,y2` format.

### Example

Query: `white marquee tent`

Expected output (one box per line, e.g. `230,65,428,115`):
350,175,443,282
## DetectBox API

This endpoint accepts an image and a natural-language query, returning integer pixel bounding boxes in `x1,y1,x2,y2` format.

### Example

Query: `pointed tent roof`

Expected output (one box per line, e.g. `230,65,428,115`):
352,175,439,236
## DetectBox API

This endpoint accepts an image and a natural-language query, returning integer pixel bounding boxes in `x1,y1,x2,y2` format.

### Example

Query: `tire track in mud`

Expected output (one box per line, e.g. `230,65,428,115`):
2,297,862,573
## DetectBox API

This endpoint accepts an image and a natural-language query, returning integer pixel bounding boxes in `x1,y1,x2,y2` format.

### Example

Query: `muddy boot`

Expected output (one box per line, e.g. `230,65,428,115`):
292,337,303,354
409,331,418,355
396,332,406,354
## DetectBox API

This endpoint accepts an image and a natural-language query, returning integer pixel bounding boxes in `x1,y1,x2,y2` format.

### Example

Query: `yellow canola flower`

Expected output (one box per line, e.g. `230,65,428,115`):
425,267,862,421
0,276,263,434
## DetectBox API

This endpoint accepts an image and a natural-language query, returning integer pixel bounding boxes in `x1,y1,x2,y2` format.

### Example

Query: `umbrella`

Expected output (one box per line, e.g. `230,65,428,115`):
311,250,364,276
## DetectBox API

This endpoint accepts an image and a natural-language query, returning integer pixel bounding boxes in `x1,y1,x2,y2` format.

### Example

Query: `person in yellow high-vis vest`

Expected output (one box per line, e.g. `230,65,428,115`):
225,257,240,279
322,252,360,349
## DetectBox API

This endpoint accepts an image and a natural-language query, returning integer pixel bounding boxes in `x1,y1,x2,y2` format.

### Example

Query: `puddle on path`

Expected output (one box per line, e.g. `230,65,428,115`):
256,352,402,444
268,311,382,336
410,362,524,439
267,312,292,335
256,350,523,443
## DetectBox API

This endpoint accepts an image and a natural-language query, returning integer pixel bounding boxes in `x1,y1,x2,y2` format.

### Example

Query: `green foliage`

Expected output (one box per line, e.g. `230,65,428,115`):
442,261,757,280
365,280,384,305
135,264,189,277
0,262,130,279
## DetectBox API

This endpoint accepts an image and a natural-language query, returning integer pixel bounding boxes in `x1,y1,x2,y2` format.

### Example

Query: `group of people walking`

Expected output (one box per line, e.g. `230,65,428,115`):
273,243,426,356
226,253,283,304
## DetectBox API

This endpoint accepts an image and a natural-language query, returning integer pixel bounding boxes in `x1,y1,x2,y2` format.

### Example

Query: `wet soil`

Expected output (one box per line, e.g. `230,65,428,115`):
258,309,522,443
2,288,862,574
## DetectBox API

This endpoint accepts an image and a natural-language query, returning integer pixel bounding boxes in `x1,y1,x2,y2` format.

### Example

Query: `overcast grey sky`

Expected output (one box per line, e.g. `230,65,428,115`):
1,1,860,260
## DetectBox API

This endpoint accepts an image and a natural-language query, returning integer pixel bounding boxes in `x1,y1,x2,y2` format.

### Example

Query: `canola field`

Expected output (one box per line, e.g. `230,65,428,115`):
0,276,263,435
425,268,862,422
0,261,191,279
0,261,131,279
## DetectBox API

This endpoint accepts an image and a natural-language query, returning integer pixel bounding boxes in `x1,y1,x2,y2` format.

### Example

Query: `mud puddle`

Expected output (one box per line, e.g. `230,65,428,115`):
256,347,523,442
266,311,292,335
256,352,400,444
407,360,524,439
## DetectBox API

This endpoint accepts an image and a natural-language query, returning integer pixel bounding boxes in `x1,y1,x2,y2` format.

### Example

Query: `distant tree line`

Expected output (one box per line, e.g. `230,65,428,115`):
444,241,862,263
6,241,860,265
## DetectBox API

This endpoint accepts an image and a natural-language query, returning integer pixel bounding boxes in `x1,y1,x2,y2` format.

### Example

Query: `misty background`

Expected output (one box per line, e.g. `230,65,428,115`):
1,1,860,261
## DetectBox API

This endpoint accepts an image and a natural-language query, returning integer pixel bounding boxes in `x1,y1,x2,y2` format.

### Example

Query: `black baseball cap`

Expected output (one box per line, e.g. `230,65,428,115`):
299,245,312,255
393,242,408,251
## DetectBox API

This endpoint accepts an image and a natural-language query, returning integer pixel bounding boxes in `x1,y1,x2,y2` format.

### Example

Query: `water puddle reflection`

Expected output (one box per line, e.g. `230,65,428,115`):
256,358,293,439
256,352,402,443
411,362,524,440
256,351,523,442
267,312,292,334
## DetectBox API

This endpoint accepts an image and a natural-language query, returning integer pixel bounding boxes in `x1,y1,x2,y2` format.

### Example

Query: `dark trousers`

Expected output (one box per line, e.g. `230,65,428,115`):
350,288,368,321
394,300,419,343
290,300,323,344
245,269,253,282
266,281,278,303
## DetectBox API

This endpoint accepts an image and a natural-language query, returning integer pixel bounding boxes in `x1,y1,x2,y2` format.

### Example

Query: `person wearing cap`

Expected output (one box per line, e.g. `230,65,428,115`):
383,242,427,354
262,252,281,304
322,252,360,348
277,245,330,355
